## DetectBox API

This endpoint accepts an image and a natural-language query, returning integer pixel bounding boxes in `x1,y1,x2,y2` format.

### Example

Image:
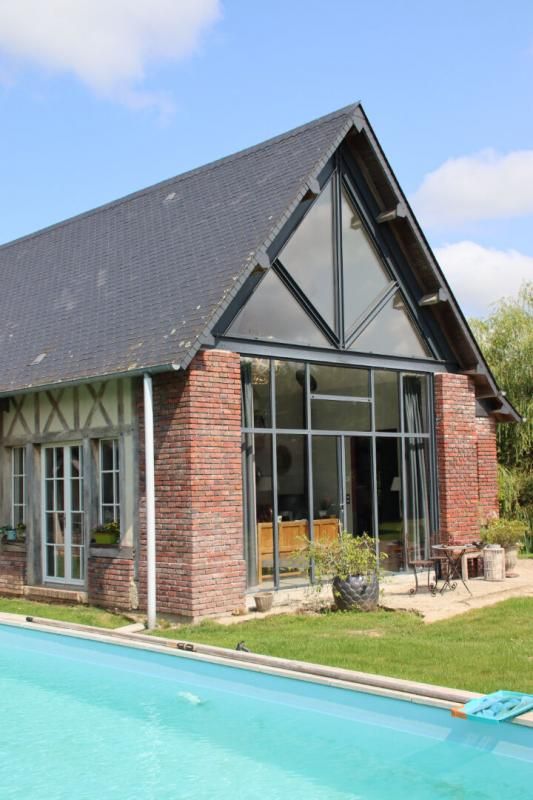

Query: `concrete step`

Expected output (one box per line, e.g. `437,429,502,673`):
23,585,88,604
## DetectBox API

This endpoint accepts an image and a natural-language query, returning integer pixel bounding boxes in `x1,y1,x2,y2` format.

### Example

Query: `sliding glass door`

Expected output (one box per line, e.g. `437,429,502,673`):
42,444,85,585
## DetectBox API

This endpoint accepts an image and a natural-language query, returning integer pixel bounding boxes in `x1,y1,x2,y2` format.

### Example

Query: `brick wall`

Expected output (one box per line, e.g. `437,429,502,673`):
137,349,246,620
476,416,499,523
88,554,136,610
434,373,499,544
0,544,26,596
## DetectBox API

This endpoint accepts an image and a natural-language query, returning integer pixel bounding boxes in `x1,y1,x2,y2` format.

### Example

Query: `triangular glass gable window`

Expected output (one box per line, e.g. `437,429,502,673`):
341,188,391,334
227,269,331,348
278,179,336,329
350,291,431,358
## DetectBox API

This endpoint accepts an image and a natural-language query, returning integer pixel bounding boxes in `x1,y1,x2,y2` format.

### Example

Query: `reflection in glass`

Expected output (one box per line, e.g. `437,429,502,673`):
405,437,431,561
375,371,400,432
376,438,403,571
341,188,391,333
275,361,305,429
278,180,336,328
350,291,431,358
241,359,271,428
254,434,274,587
310,364,369,397
227,269,331,348
344,437,373,536
312,437,341,546
312,400,371,432
277,435,308,582
403,374,429,433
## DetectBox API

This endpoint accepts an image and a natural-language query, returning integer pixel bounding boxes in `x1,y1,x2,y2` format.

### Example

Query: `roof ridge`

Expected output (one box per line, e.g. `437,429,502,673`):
0,102,360,255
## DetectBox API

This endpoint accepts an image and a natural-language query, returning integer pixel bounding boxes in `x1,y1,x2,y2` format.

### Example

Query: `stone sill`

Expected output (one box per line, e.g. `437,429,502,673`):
89,546,133,560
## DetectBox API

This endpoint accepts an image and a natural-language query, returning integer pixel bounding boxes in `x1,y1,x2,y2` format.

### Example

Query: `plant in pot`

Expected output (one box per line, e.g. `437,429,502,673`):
303,532,387,611
1,524,17,542
480,518,527,576
91,520,120,547
16,522,26,542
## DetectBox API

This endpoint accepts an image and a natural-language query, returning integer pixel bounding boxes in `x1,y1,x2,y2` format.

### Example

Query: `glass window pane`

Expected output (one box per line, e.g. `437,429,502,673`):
376,438,404,571
55,448,64,479
405,437,431,561
241,359,271,428
102,506,115,523
72,448,83,480
310,364,369,397
71,479,80,512
274,361,305,429
55,479,64,512
101,440,114,471
46,513,64,544
278,180,336,328
45,448,54,477
13,448,24,475
102,473,114,505
312,437,342,541
254,434,274,586
46,545,55,577
350,291,431,359
375,371,400,432
227,269,331,348
312,400,371,432
71,550,81,580
403,374,429,433
13,475,24,506
344,437,373,536
45,480,54,511
55,547,65,579
71,515,83,545
341,189,391,332
276,435,308,582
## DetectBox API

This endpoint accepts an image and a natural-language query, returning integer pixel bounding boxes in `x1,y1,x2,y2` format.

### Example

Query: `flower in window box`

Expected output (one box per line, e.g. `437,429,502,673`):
91,520,120,546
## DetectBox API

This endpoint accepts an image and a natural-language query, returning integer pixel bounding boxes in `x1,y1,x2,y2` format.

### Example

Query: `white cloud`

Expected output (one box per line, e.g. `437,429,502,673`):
435,240,533,317
411,149,533,228
0,1,220,109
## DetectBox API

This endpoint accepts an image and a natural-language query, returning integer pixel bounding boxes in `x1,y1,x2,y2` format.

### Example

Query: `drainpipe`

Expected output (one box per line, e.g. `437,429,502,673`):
143,373,156,630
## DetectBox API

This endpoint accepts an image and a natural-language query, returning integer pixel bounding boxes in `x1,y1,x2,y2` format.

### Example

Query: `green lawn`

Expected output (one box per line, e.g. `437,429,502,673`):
0,596,131,628
154,598,533,695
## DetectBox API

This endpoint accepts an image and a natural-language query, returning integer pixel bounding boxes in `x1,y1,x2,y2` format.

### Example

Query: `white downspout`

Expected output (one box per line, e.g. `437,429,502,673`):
143,372,156,629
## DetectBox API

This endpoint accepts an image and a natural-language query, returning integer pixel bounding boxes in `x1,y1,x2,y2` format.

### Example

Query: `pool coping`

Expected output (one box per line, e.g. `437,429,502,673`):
1,611,532,729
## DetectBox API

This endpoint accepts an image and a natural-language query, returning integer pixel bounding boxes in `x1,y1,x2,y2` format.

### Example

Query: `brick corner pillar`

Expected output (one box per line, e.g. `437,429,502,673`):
476,416,499,523
138,348,246,621
434,373,480,543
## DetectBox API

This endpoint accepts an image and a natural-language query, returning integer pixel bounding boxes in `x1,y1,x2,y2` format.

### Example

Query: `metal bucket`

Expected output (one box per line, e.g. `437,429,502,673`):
483,545,505,581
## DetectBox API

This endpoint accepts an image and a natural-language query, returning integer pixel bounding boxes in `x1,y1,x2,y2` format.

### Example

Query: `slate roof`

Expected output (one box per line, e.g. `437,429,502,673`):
0,104,357,394
0,103,520,421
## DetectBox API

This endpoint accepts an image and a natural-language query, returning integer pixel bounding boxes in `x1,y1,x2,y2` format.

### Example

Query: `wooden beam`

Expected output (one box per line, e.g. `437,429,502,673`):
376,203,407,223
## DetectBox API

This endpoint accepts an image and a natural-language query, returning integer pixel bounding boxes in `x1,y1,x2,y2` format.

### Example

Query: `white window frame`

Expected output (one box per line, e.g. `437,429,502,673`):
11,447,26,528
99,439,121,526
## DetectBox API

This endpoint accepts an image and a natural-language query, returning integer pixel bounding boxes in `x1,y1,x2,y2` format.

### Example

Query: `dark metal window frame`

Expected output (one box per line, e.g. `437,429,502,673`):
242,357,436,590
218,147,443,362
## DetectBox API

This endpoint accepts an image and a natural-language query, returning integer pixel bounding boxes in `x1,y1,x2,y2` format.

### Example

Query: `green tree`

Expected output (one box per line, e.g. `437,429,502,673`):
469,282,533,470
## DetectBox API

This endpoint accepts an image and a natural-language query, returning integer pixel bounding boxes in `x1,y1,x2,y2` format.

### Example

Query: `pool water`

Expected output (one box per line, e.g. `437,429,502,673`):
0,624,531,799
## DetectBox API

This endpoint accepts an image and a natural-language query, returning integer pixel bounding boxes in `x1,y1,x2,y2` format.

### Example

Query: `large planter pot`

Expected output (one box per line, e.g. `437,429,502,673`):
332,573,379,612
505,547,518,576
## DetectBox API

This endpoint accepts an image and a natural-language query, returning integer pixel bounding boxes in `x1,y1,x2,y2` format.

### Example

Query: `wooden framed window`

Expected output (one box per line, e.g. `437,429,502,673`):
99,439,120,524
11,447,26,527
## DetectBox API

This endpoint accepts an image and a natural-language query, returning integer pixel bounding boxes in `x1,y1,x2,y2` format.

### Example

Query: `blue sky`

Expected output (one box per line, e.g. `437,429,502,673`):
0,0,531,317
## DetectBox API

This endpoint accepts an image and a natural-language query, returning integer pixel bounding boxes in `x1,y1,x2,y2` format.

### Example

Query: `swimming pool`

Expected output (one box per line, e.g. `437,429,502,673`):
0,622,531,799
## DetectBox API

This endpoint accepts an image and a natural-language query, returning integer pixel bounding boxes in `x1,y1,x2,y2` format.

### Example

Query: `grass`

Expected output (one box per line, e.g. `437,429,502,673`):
153,598,533,695
0,596,131,628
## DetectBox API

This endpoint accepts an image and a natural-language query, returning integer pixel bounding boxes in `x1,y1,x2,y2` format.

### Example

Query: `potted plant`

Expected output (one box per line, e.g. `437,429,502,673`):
16,522,26,542
303,532,387,611
480,518,527,575
91,520,120,546
1,524,17,542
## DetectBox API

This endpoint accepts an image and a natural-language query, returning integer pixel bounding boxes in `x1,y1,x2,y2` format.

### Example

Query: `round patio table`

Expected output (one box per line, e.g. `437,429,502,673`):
431,544,475,596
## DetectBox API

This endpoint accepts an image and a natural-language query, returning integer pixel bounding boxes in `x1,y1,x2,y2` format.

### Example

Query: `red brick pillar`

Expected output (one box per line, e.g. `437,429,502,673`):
476,416,499,523
138,349,246,620
434,373,480,543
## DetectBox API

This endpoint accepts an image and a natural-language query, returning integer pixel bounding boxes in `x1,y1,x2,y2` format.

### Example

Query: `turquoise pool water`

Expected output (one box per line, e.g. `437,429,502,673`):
0,624,531,799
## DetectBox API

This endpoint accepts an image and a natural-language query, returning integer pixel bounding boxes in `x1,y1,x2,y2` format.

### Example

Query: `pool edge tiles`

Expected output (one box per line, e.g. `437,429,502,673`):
0,612,533,736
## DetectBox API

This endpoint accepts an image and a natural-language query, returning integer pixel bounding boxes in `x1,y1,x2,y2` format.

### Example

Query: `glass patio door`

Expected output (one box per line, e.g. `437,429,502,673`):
42,444,85,584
